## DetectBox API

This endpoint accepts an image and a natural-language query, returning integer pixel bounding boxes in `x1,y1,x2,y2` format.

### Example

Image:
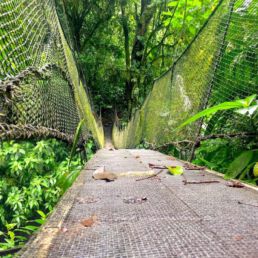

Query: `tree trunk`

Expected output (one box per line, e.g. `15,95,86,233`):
131,0,153,65
120,0,155,112
120,0,133,111
130,0,154,110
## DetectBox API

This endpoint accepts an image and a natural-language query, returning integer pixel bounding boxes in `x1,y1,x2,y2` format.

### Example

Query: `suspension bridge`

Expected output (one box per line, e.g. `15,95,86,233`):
0,0,257,257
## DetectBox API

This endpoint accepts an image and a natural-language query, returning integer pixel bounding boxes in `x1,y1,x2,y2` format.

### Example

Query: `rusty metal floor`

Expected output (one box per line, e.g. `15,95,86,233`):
19,149,258,258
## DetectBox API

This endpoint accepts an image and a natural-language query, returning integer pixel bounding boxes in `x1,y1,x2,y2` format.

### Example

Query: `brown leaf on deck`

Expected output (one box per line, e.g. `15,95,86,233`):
81,215,97,227
184,164,206,170
233,235,244,241
123,196,148,204
94,166,105,174
60,227,68,233
148,163,167,169
237,201,258,208
226,181,244,188
136,170,163,181
183,180,220,185
76,197,100,204
93,166,117,182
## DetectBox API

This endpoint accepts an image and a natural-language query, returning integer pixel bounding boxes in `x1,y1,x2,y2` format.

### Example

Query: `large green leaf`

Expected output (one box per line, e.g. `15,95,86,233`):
177,94,257,129
237,94,257,107
235,101,258,117
61,169,81,192
253,163,258,177
239,162,256,180
68,119,85,167
225,151,254,179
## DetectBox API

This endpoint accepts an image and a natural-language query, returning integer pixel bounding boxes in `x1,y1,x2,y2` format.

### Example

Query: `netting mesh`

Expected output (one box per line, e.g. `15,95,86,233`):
113,0,257,156
0,0,104,146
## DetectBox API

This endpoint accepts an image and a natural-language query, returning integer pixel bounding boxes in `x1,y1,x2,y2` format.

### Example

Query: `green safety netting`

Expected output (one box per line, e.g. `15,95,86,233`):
0,0,104,146
113,0,258,157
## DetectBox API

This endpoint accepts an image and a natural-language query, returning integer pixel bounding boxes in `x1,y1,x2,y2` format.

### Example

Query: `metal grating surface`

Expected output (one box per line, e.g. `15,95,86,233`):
19,149,258,258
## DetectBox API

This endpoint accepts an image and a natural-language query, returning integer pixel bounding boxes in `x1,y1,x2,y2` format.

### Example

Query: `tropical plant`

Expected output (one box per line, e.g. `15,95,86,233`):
225,150,258,181
0,210,47,251
179,95,258,183
178,94,257,129
69,119,85,166
0,137,96,252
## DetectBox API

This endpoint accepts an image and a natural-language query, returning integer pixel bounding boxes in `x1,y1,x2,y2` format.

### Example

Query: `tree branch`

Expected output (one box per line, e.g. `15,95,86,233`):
148,132,258,151
194,132,258,148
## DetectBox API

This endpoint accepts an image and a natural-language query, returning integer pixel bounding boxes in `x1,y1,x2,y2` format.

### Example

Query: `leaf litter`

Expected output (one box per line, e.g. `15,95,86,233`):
183,164,206,170
81,214,98,227
136,170,163,181
76,196,100,204
93,166,117,182
123,196,148,204
226,181,244,188
237,201,258,208
183,179,220,185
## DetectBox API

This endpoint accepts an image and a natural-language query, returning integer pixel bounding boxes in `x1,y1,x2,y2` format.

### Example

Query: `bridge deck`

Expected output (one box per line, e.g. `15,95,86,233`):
19,149,258,258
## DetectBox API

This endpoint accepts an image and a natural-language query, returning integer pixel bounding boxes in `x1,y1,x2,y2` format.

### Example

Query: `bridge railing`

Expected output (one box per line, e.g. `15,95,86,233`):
0,0,104,147
113,0,257,159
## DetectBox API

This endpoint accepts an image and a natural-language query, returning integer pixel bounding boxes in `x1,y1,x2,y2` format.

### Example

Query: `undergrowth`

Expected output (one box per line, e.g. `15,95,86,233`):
155,138,258,186
0,138,95,254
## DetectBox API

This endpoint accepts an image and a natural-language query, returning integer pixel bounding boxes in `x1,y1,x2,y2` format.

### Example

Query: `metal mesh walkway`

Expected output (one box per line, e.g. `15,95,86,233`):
19,149,258,258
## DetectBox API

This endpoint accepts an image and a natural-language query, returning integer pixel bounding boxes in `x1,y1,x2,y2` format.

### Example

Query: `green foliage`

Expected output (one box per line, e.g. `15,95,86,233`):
193,138,258,184
84,139,95,161
136,141,152,149
0,138,96,251
253,163,258,177
0,139,67,229
0,210,47,251
60,0,218,113
69,119,85,166
178,94,258,184
225,150,258,181
178,95,257,129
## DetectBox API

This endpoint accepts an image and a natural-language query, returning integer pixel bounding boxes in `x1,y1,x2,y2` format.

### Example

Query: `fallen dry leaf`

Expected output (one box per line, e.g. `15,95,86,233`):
233,235,244,241
136,170,163,182
94,166,105,174
167,157,176,160
148,163,167,169
93,166,117,182
237,201,258,208
60,227,68,233
183,180,219,185
76,197,100,204
226,181,244,188
81,215,97,227
123,196,148,204
135,156,140,159
184,164,206,170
